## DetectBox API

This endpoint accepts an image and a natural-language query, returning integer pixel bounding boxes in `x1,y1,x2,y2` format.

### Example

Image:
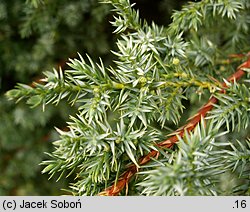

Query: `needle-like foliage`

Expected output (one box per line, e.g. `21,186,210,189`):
6,0,250,195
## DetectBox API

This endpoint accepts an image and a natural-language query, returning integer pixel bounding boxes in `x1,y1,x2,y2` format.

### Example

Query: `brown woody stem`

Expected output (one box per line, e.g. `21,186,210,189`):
98,56,250,196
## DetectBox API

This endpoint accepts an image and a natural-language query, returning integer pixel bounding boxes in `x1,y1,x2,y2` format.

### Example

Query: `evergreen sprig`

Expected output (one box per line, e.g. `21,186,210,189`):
138,122,250,196
6,0,250,195
169,0,245,33
138,120,225,196
208,83,250,131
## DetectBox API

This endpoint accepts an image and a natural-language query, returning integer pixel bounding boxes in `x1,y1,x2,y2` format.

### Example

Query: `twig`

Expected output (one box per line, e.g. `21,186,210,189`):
98,55,250,196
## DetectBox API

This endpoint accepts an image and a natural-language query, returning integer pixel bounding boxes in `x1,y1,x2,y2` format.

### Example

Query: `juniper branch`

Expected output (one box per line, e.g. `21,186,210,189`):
99,54,250,196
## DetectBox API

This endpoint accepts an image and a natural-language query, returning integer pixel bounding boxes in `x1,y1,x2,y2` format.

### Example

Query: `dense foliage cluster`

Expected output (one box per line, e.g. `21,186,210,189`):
6,0,250,195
